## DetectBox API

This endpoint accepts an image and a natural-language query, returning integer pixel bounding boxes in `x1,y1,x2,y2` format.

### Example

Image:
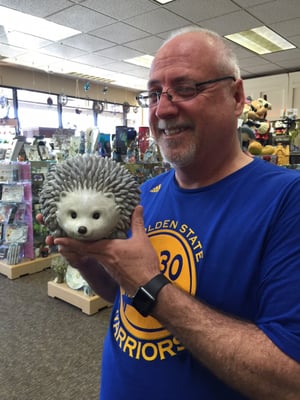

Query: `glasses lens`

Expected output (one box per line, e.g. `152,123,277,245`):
136,85,199,107
136,92,150,108
136,92,159,108
173,86,197,100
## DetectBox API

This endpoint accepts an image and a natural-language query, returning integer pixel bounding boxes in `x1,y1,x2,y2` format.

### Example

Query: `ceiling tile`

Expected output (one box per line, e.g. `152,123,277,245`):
61,33,115,52
47,4,116,33
288,35,300,47
240,67,252,75
126,36,165,55
102,60,145,74
166,0,239,23
270,18,300,38
247,0,300,24
239,56,276,68
0,0,72,18
233,0,274,7
72,53,113,67
262,48,300,62
82,0,159,20
243,63,285,75
40,43,86,59
124,65,150,80
199,10,263,36
276,58,300,69
124,8,190,35
95,46,143,61
91,22,149,44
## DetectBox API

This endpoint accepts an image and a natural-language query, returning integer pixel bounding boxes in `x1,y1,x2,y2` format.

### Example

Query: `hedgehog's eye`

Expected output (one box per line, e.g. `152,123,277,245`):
93,212,100,219
70,211,77,219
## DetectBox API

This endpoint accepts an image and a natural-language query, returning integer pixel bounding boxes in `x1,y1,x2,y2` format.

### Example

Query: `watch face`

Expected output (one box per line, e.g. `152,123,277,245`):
132,287,155,317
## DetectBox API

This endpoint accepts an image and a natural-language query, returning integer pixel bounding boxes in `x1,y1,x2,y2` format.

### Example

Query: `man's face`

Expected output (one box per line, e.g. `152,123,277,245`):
148,33,242,169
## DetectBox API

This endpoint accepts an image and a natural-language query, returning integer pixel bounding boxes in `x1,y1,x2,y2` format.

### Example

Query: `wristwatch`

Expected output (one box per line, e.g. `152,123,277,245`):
131,274,171,317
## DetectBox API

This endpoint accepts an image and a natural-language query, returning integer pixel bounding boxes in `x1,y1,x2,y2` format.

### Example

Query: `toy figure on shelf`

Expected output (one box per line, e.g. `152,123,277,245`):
126,138,139,163
113,126,128,162
138,126,150,159
94,132,112,158
143,137,162,163
79,130,85,154
237,125,256,152
241,96,272,145
273,143,290,166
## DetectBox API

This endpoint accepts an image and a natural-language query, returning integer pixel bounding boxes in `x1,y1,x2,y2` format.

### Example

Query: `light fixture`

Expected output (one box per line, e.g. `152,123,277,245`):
153,0,175,4
125,55,154,68
225,26,295,55
0,6,80,41
0,5,148,91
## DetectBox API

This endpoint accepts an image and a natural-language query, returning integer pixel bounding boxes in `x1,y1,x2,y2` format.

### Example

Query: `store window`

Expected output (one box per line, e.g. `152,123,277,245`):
17,90,59,134
0,87,14,119
0,87,17,160
61,96,94,132
97,102,124,135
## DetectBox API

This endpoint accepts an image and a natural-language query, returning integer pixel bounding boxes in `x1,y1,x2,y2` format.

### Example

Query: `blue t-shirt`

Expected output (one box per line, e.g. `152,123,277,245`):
100,158,300,399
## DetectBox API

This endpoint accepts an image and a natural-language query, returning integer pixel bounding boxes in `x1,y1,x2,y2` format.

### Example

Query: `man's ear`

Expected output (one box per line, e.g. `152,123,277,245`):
234,79,246,116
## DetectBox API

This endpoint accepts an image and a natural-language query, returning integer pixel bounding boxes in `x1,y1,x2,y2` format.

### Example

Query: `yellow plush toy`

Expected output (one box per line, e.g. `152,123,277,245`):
241,97,272,145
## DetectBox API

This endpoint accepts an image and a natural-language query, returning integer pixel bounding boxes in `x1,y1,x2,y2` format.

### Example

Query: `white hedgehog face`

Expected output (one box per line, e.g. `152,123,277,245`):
56,190,121,240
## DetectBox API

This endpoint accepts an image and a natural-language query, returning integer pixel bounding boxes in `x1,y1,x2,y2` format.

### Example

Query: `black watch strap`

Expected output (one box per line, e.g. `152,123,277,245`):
131,274,171,317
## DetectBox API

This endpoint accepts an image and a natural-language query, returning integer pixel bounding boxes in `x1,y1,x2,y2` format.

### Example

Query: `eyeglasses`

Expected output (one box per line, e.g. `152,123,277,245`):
136,76,236,108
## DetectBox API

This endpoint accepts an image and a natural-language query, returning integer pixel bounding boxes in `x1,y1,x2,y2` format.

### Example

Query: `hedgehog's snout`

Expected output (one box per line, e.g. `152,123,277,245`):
78,226,88,235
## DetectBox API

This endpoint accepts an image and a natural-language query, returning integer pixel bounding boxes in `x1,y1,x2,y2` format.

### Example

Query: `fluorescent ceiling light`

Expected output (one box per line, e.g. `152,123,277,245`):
154,0,175,3
225,26,295,55
0,6,80,41
125,54,154,68
0,6,148,90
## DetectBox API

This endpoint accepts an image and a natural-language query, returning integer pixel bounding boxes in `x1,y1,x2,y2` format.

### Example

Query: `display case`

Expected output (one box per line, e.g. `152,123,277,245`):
0,161,33,260
0,161,57,278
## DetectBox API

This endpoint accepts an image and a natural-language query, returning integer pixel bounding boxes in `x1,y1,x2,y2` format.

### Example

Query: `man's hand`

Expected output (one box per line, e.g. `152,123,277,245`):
54,205,160,295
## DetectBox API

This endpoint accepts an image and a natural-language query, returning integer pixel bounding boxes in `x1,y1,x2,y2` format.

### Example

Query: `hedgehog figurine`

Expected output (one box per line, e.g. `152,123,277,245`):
39,154,141,240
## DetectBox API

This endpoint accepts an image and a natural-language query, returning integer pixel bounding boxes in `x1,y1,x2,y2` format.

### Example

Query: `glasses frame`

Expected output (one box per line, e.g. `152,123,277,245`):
136,75,236,108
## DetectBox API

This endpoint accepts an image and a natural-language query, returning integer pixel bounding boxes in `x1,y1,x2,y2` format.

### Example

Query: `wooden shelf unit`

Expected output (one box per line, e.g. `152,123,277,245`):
48,281,110,315
0,253,60,279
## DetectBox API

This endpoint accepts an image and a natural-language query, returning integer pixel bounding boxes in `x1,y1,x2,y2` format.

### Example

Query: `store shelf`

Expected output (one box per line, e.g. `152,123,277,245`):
0,253,60,279
47,281,110,315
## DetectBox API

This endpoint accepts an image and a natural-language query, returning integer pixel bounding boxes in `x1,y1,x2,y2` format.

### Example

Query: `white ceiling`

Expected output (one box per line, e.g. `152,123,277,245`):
0,0,299,92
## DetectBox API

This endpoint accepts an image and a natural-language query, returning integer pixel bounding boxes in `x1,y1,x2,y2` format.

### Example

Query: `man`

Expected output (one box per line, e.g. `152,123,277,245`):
53,28,300,399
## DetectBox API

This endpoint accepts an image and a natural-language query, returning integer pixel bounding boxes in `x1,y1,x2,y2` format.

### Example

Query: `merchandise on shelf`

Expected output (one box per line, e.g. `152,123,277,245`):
0,161,33,264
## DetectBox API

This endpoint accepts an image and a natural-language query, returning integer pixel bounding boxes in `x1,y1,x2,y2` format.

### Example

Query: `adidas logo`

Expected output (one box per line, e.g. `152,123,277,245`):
150,184,161,193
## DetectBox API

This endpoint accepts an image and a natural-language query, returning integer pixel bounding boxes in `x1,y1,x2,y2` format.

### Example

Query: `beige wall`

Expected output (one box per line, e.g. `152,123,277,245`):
243,72,300,121
0,63,139,106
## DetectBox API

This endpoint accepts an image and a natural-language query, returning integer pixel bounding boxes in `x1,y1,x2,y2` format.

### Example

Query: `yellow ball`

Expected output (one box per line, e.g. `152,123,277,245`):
248,141,263,155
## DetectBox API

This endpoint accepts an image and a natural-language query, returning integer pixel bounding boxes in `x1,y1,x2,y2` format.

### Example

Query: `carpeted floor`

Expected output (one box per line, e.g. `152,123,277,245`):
0,267,112,400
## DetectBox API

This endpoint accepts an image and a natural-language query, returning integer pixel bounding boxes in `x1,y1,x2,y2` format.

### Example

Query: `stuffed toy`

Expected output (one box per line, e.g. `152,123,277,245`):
39,154,141,241
241,97,272,145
